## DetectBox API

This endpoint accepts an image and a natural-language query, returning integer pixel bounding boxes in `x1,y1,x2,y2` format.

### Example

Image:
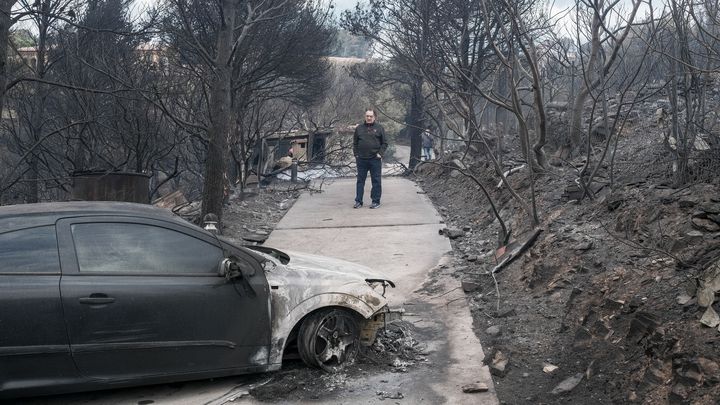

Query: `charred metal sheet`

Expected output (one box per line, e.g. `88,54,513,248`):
71,171,151,204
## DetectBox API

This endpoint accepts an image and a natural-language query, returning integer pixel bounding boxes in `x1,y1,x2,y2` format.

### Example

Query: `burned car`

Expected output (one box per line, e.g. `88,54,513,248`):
0,202,396,399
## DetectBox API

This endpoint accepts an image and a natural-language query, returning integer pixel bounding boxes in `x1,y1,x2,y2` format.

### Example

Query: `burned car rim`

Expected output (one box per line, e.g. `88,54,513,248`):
298,309,360,372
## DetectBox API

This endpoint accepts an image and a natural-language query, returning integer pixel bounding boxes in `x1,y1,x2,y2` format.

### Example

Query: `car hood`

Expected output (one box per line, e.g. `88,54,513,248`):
281,250,390,282
247,245,393,285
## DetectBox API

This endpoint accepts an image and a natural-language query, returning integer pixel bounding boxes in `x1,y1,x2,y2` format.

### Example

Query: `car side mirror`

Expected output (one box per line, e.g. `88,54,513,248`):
218,257,255,279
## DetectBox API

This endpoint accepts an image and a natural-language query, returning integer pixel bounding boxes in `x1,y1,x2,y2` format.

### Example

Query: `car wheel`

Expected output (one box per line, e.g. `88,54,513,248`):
297,309,360,372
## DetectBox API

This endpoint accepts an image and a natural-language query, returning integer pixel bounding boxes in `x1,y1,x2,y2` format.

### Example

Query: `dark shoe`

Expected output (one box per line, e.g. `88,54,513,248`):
369,202,381,209
353,202,363,209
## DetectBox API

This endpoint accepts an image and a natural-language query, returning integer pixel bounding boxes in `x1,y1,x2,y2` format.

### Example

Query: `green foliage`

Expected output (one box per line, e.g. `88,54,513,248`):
10,29,34,48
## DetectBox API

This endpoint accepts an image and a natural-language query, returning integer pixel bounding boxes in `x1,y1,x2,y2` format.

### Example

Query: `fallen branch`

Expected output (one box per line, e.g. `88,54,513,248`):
491,270,501,312
496,164,526,189
491,228,543,274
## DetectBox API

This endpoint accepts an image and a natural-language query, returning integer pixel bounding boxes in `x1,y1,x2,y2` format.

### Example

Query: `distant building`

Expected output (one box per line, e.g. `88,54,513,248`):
13,43,166,68
16,46,38,67
259,129,332,165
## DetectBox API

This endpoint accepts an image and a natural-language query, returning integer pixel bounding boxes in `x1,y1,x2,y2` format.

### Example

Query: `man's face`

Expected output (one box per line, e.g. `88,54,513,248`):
364,111,376,124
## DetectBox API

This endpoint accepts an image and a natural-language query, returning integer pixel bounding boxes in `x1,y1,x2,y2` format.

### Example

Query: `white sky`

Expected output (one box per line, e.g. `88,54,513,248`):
333,0,360,12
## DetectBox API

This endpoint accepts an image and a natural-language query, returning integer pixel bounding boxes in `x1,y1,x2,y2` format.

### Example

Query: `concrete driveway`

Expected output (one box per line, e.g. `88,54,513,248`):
22,176,497,405
263,177,498,404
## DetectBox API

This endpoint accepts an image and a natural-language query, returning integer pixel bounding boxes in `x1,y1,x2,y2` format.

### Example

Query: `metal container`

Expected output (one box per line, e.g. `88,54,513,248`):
71,171,151,204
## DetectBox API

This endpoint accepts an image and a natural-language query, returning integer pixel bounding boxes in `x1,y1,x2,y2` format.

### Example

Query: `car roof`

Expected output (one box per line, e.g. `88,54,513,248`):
0,201,189,232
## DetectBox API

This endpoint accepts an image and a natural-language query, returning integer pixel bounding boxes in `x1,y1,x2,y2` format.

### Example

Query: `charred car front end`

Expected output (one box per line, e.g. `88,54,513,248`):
244,245,398,372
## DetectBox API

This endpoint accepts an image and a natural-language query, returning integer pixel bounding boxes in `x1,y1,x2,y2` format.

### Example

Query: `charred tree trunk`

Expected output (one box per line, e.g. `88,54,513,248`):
567,4,601,159
0,0,14,116
408,78,424,170
201,0,237,221
25,10,51,203
495,69,509,166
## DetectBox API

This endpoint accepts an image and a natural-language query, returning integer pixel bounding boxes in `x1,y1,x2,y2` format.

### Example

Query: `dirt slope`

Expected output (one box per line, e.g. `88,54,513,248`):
417,156,720,404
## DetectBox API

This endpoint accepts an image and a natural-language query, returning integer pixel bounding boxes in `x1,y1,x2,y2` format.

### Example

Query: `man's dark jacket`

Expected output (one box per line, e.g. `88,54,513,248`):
353,123,388,158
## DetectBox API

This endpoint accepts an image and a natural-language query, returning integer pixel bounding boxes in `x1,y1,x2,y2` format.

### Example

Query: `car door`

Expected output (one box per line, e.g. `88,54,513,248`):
57,216,271,381
0,225,79,394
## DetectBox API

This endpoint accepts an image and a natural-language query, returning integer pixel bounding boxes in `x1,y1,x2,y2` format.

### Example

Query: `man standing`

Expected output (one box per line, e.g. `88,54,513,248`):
353,109,388,209
422,126,434,161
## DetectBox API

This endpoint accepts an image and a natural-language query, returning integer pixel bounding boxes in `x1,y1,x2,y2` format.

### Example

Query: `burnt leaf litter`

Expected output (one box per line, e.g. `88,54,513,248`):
416,109,720,404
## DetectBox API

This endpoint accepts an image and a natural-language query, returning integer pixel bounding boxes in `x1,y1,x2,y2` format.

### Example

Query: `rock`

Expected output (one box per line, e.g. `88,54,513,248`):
700,306,720,328
497,308,517,318
485,325,502,336
563,184,584,201
627,296,643,312
697,289,716,308
461,383,489,393
543,363,559,374
450,170,461,178
642,363,669,386
602,298,625,310
627,312,659,343
462,225,472,232
573,327,593,348
466,255,478,262
448,159,467,171
550,373,584,395
590,319,610,336
669,383,689,402
676,369,704,385
678,196,699,208
692,217,720,232
444,228,465,239
686,230,705,243
697,358,720,375
606,196,624,211
698,260,720,307
676,294,693,305
700,202,720,214
462,280,481,293
488,351,509,377
573,241,594,251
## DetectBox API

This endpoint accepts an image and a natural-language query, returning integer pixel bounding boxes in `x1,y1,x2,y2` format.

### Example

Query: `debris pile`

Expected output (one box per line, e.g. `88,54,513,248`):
362,321,428,372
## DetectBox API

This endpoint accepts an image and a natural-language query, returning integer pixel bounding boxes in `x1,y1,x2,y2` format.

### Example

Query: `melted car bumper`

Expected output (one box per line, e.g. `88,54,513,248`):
359,306,404,346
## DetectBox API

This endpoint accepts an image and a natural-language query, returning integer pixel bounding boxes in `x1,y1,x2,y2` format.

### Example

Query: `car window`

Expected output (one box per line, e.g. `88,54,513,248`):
71,222,223,274
0,226,60,274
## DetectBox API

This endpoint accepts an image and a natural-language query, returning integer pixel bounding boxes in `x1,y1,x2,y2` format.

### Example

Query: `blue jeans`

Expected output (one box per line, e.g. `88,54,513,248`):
423,147,432,160
356,157,382,204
